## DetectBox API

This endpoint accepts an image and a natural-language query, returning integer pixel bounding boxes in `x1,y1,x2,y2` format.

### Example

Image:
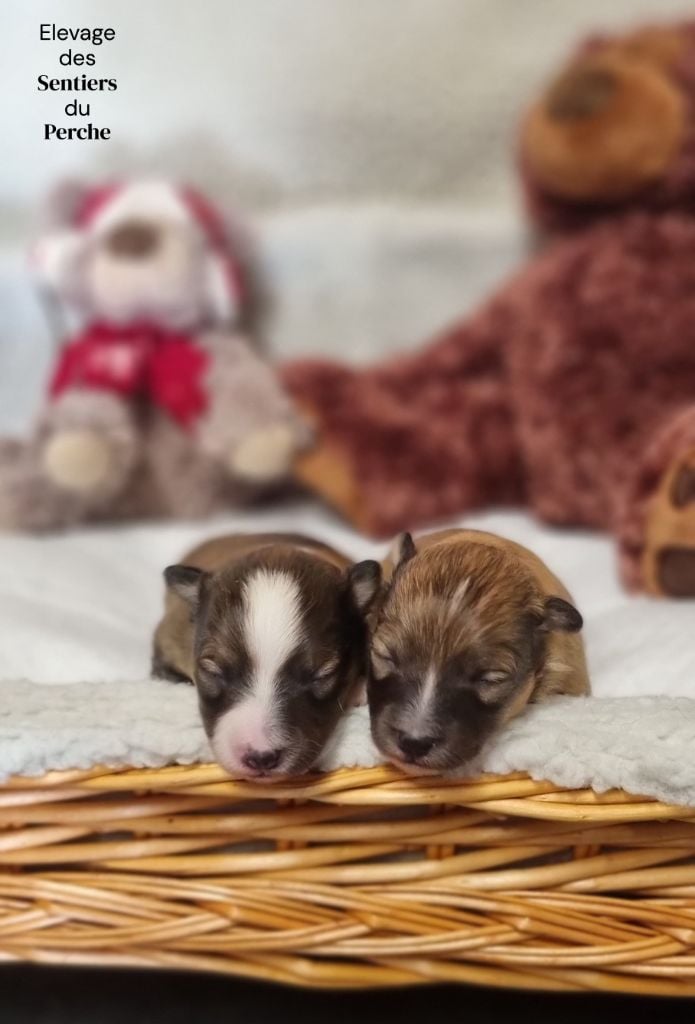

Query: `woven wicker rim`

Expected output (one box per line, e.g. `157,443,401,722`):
2,764,695,995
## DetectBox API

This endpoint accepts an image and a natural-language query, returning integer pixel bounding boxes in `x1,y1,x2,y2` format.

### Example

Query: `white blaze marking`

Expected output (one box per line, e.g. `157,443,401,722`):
211,569,303,768
415,664,438,719
442,577,471,626
244,568,303,705
400,664,439,737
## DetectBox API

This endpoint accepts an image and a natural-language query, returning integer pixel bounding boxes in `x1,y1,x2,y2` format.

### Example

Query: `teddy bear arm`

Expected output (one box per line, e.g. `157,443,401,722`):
282,299,521,538
37,389,139,498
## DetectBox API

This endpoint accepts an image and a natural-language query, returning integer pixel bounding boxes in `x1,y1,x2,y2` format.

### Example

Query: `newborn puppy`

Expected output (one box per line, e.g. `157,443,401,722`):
369,528,589,774
153,533,381,780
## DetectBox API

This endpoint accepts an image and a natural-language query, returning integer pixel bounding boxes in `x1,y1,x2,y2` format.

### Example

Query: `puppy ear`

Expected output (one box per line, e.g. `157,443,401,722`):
164,564,206,608
390,531,416,568
347,560,382,614
541,596,583,633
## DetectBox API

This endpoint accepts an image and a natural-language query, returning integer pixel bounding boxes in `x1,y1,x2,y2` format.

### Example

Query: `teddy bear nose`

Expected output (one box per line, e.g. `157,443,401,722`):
106,219,160,259
397,733,439,762
242,748,283,773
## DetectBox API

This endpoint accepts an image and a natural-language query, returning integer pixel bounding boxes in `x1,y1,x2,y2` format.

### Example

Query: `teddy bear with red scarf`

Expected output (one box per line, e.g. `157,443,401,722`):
0,180,308,529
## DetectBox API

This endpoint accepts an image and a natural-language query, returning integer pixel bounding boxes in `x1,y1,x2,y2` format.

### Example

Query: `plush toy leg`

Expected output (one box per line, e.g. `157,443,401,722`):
0,439,34,530
0,436,89,531
197,331,312,488
39,391,138,501
0,391,139,531
617,406,695,595
229,421,309,484
43,429,116,492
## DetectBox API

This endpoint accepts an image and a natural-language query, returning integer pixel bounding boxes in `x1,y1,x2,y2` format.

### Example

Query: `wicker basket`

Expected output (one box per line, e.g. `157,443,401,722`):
2,763,695,994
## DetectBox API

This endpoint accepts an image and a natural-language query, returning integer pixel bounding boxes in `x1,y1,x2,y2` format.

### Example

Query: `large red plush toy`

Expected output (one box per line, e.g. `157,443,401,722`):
284,19,695,598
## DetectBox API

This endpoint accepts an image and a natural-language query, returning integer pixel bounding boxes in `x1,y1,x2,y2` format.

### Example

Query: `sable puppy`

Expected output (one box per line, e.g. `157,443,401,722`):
369,529,589,774
153,533,381,780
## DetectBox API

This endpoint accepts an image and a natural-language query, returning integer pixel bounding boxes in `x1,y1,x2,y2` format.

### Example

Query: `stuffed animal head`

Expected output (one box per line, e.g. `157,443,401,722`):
519,22,695,231
32,180,245,330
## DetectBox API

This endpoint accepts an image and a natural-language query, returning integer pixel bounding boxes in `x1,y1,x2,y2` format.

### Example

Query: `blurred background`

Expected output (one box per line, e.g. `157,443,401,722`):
5,0,694,216
1,0,691,432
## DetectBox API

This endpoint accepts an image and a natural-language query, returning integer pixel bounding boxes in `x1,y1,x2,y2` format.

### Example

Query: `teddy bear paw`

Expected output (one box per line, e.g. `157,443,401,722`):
229,423,301,484
42,429,115,493
642,447,695,596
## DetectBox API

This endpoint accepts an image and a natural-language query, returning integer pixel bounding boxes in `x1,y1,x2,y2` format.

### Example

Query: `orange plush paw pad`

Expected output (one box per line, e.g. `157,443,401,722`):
293,436,371,534
643,450,695,596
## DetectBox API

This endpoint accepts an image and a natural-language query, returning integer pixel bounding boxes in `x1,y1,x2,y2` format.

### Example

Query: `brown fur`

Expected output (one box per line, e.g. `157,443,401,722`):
382,529,589,701
153,532,350,683
153,531,380,778
369,529,589,773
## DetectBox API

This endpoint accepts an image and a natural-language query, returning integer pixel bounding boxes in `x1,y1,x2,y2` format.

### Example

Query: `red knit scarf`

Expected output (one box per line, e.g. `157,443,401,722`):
50,321,209,429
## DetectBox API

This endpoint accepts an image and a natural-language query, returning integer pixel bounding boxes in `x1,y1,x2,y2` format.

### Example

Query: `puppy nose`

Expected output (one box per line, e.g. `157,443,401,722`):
241,748,283,773
397,733,439,762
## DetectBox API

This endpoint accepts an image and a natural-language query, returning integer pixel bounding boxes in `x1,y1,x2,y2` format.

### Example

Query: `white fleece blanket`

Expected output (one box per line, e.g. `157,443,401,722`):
3,504,695,806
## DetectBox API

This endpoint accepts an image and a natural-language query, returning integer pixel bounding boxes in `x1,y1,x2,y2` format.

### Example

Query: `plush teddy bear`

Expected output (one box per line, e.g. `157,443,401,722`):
285,20,695,597
286,213,695,597
519,21,695,232
0,180,308,530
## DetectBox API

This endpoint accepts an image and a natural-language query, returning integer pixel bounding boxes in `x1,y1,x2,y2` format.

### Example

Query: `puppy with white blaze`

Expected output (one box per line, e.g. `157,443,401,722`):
153,533,381,780
368,529,590,775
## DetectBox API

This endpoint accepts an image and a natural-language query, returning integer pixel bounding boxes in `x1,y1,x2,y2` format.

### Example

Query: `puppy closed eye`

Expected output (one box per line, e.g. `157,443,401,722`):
197,658,225,698
371,642,397,678
311,658,340,698
476,672,514,704
480,670,510,684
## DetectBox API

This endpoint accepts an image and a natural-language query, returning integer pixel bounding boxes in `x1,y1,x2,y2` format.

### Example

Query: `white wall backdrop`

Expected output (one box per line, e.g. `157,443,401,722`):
2,0,694,431
2,0,694,229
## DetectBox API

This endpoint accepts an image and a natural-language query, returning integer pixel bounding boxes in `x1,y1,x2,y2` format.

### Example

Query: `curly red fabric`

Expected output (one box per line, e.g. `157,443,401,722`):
283,212,695,560
50,322,209,429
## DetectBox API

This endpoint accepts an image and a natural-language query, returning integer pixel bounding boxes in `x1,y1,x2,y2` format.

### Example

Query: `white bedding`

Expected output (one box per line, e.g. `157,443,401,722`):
3,503,695,804
2,503,693,696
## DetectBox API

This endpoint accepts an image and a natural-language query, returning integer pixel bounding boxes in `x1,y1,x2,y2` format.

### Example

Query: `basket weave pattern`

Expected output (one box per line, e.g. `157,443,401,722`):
2,764,695,993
